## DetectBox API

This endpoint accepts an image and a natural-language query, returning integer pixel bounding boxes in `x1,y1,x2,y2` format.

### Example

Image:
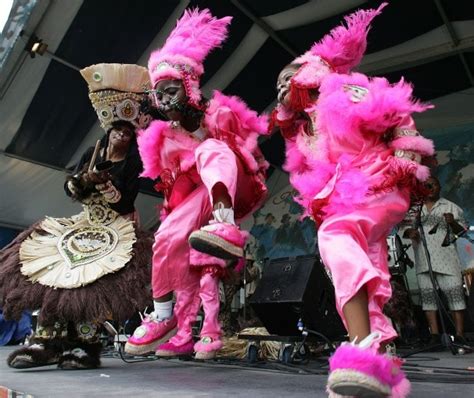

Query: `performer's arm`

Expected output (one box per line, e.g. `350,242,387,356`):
389,116,434,167
97,154,141,214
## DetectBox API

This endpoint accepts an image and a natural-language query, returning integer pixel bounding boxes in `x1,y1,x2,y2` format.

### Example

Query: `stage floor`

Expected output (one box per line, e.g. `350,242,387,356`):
1,346,474,397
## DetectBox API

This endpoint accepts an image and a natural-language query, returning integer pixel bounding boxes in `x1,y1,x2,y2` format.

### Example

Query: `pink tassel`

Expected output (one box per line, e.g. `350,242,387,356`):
390,135,435,156
189,249,226,267
137,120,167,179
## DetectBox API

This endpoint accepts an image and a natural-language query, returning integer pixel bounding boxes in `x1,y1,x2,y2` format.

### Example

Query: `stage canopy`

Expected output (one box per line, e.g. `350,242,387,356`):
1,0,473,230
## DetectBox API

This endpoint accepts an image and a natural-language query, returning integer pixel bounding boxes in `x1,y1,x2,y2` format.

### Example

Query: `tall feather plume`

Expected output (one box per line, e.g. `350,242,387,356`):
149,8,232,76
310,2,387,73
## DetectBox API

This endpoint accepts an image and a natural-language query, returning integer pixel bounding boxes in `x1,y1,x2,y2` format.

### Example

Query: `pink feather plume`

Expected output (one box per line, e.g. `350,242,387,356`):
149,8,232,78
306,2,387,73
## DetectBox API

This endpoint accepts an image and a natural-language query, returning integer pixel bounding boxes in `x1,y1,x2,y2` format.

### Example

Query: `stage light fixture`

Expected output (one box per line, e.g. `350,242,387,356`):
31,40,48,56
25,34,48,58
25,35,48,58
22,32,80,71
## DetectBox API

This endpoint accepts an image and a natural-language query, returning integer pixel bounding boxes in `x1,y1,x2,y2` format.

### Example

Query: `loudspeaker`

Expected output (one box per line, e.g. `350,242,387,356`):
250,255,346,338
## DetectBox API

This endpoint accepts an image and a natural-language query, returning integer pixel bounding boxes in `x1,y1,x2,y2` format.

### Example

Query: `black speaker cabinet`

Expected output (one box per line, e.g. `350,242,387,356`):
250,255,346,338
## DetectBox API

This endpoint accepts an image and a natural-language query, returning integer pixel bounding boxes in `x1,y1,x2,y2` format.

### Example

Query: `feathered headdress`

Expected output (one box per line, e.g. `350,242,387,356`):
288,3,387,111
81,63,152,131
148,8,232,109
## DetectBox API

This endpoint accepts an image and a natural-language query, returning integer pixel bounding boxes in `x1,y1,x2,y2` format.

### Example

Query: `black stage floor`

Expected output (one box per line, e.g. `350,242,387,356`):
2,345,474,397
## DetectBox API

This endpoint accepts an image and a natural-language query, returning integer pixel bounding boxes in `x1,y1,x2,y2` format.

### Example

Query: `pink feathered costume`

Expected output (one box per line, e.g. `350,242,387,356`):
139,94,267,348
273,5,433,396
273,2,433,349
133,9,268,353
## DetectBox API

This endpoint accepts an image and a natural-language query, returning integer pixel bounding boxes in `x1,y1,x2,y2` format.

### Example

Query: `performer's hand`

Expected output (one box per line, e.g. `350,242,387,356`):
67,178,80,194
95,182,110,192
95,181,121,203
81,170,101,184
83,170,111,185
444,213,455,225
404,228,420,242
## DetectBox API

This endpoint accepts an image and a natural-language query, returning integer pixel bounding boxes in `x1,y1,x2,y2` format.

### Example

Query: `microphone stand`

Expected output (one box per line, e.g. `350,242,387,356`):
392,242,415,308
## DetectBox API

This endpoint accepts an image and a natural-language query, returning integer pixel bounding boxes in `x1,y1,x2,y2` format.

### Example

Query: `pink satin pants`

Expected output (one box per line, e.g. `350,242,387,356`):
151,139,237,345
317,187,410,346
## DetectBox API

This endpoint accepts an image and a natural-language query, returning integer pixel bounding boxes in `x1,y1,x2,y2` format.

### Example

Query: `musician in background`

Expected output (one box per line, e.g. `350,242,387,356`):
402,176,467,344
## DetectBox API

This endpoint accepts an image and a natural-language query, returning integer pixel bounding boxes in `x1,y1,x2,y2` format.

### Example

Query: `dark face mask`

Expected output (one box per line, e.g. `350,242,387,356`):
151,79,206,123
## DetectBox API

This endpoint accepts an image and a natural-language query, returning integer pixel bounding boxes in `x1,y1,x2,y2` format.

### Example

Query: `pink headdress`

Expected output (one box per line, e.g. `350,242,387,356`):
148,8,232,109
288,3,387,111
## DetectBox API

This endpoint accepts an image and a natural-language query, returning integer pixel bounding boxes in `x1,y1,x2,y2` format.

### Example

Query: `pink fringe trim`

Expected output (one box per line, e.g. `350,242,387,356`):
317,73,432,140
391,377,411,398
390,135,435,156
329,344,404,387
137,120,198,179
137,120,167,179
204,91,269,154
210,91,268,133
189,249,226,268
285,147,370,221
389,156,431,182
157,340,194,354
291,56,333,90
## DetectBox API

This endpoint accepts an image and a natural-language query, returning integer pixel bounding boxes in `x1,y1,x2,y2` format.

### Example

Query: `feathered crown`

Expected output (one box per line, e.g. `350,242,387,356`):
81,63,152,131
291,3,387,96
148,8,232,109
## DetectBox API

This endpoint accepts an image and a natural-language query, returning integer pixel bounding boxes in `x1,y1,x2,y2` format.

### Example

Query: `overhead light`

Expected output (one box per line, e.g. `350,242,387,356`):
31,40,48,56
22,33,79,71
25,34,48,58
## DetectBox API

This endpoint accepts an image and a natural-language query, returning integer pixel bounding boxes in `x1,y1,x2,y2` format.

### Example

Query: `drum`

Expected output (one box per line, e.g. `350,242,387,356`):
387,235,406,275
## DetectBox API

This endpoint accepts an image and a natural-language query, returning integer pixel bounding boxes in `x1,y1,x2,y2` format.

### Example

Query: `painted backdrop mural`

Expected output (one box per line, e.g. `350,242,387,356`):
242,187,317,262
428,123,474,274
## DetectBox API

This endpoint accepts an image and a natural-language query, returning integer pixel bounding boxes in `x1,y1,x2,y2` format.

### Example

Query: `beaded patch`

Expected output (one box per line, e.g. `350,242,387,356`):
84,196,118,225
57,224,118,269
343,84,369,103
394,149,421,163
394,127,419,137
